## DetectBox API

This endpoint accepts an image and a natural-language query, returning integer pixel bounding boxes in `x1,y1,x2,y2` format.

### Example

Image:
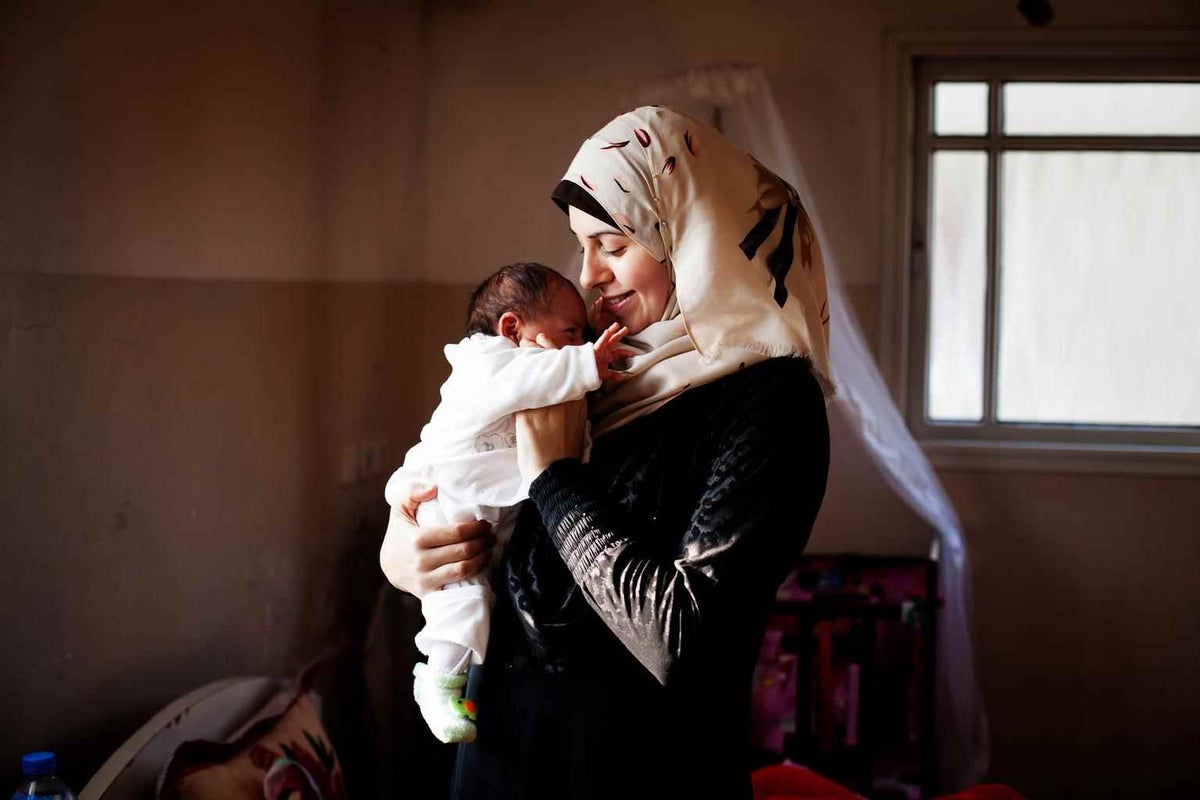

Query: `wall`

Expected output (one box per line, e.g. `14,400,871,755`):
0,0,428,789
3,0,1199,797
417,1,1200,797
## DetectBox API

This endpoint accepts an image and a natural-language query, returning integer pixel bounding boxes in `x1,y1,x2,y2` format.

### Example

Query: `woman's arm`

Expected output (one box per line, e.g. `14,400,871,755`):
521,360,830,686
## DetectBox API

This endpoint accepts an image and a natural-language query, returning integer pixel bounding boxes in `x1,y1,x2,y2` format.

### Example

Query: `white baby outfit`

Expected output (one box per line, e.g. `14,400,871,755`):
384,332,600,741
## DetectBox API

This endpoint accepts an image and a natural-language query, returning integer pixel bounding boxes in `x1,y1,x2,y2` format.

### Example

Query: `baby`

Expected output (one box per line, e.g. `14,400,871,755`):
384,261,632,744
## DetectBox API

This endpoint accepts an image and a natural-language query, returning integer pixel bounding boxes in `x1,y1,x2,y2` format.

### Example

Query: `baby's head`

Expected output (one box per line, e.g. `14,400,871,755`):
467,262,587,348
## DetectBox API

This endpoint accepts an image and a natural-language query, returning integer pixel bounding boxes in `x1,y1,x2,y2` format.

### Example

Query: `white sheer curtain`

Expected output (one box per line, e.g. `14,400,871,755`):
625,65,990,791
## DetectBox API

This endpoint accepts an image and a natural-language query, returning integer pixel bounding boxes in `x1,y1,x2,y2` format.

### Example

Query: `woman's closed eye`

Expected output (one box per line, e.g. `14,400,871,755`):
578,243,628,257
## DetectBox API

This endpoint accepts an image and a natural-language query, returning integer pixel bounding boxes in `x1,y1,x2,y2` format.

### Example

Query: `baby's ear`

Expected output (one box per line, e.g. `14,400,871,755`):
497,311,523,345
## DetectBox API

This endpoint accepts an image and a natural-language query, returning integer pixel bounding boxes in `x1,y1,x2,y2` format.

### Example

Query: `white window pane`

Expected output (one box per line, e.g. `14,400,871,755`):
1004,82,1200,136
928,151,989,422
998,152,1200,426
934,82,989,135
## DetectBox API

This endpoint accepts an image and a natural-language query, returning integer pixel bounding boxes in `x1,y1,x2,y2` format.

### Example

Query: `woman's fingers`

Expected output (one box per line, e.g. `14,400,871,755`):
380,498,494,597
413,518,493,550
427,549,491,590
415,522,495,593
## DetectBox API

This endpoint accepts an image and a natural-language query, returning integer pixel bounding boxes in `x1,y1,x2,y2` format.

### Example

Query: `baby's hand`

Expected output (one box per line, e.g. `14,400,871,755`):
587,294,617,335
593,322,637,386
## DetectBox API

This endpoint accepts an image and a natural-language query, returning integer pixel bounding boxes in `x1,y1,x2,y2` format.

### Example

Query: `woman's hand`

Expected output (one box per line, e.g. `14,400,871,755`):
515,398,589,485
378,482,495,599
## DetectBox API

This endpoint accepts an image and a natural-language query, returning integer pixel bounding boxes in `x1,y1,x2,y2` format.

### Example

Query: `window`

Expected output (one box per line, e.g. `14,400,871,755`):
884,34,1200,474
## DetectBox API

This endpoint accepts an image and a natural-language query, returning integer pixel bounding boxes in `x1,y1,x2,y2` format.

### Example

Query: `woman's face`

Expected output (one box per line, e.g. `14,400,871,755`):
569,205,672,336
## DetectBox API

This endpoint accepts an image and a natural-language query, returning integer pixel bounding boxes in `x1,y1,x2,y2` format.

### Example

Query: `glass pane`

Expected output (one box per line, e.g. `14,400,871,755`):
998,152,1200,426
928,151,989,422
934,82,989,135
1004,82,1200,136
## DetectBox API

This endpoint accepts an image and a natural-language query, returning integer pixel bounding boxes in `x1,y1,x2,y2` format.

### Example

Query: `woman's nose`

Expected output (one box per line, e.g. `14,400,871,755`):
579,250,611,290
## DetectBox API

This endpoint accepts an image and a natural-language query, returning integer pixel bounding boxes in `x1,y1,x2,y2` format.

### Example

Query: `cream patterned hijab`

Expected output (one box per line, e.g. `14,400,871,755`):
553,105,835,437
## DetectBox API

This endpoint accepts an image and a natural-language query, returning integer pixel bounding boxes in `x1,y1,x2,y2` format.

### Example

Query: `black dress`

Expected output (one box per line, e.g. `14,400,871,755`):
451,356,831,799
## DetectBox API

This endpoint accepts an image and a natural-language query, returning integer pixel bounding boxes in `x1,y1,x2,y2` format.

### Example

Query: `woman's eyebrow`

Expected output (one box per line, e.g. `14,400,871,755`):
569,227,625,238
595,229,624,237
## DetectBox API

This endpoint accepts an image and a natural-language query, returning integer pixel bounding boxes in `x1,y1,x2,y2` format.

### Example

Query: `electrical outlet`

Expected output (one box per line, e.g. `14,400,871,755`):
338,444,359,485
361,438,390,479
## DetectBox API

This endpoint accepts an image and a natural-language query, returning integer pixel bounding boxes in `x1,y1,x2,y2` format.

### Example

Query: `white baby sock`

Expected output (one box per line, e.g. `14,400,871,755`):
413,641,477,744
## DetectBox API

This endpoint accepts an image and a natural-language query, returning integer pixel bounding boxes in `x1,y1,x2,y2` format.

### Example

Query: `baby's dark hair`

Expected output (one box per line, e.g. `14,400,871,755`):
466,262,575,336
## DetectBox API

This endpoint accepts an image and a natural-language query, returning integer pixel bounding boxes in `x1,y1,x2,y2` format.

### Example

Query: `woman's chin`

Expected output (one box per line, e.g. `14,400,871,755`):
607,305,640,331
613,313,645,335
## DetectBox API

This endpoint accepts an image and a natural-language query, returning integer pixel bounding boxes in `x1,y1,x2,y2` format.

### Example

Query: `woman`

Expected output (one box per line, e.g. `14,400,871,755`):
380,106,834,799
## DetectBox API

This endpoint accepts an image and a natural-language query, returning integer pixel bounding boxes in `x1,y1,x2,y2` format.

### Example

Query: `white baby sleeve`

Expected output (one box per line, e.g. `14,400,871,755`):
452,339,601,428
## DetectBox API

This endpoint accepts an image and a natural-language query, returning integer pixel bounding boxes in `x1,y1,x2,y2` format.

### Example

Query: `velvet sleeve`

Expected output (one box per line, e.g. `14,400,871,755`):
527,360,830,686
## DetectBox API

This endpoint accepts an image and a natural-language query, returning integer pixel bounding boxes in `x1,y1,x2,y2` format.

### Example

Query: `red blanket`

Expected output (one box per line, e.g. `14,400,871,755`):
751,763,1025,800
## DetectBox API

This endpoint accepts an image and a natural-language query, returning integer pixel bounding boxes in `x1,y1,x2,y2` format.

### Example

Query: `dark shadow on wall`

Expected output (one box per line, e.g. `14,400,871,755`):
308,513,455,800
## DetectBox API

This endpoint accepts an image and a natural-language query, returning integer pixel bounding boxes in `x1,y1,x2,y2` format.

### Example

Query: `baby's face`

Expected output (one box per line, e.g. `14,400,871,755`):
525,282,588,348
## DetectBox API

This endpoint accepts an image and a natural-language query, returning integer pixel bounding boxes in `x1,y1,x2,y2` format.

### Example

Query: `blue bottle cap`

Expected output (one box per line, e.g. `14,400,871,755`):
21,752,56,777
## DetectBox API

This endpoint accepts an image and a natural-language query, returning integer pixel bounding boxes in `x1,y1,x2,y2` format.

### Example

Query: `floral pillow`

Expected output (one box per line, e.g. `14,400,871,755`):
159,671,346,800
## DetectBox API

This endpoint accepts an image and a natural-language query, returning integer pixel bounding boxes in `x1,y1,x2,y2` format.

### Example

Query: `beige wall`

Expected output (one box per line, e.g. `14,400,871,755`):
1,0,322,280
0,0,429,789
0,0,425,282
4,0,1200,797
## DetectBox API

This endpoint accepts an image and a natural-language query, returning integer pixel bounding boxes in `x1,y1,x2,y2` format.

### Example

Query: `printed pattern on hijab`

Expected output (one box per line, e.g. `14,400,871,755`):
742,156,822,311
554,105,835,437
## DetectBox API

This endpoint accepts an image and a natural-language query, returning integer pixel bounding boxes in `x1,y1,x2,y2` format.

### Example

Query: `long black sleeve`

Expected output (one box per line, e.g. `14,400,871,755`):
527,357,830,686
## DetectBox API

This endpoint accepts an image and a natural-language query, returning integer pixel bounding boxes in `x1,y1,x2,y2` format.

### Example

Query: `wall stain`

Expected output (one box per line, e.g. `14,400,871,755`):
115,499,130,531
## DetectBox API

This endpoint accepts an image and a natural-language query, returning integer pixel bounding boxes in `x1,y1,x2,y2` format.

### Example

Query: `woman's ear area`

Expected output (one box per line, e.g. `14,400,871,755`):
496,310,524,345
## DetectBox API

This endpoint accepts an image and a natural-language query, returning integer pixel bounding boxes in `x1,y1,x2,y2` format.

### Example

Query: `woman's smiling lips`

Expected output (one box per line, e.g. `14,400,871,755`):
604,291,636,311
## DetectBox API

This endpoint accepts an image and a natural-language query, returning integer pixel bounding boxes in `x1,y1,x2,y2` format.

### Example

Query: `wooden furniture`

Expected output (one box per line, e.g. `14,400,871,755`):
754,554,937,800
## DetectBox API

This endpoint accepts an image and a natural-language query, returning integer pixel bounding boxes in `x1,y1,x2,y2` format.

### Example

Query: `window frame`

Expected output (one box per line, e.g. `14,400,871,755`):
881,29,1200,476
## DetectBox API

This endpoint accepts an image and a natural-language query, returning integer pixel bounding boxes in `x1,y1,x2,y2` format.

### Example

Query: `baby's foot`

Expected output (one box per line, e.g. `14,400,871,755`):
413,662,477,744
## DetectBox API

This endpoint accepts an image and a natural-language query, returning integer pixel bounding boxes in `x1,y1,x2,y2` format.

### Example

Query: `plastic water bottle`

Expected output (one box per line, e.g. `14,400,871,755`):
11,753,77,800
